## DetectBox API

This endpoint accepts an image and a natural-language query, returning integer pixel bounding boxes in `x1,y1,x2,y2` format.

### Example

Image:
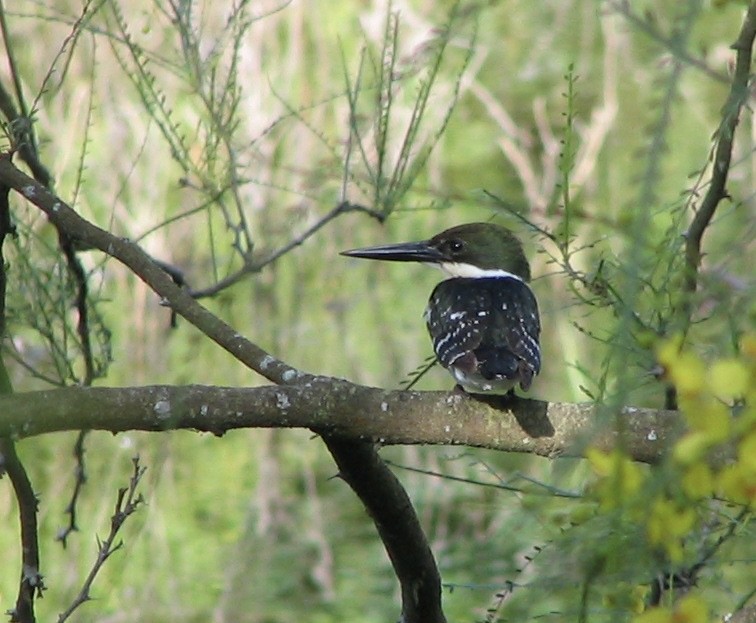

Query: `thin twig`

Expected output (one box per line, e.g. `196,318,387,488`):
383,459,582,498
0,78,51,187
56,430,89,548
400,355,437,391
609,0,729,83
57,457,146,623
681,3,756,326
0,0,32,138
190,201,383,299
484,542,547,623
647,506,751,606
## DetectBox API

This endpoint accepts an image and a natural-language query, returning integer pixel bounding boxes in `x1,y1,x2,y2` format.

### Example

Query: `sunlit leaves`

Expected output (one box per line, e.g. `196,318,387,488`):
586,448,645,513
634,594,710,623
587,335,755,618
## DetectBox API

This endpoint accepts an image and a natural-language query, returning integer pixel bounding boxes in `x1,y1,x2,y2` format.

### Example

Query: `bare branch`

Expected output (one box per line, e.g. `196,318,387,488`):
0,438,45,623
1,146,42,623
56,430,89,548
0,159,10,337
681,3,756,324
189,201,383,299
729,604,756,623
324,437,446,623
57,456,146,623
0,383,680,465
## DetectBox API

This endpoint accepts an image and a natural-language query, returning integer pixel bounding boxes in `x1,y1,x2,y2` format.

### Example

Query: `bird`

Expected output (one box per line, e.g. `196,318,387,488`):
341,222,541,394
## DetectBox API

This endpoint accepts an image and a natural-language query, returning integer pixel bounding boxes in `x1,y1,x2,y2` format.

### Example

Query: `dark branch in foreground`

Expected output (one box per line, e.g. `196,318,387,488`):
323,437,446,623
0,438,45,623
0,383,680,464
1,160,42,623
682,3,756,319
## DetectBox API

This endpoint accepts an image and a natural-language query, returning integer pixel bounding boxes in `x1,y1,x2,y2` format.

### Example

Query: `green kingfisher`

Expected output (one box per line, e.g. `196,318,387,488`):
341,222,541,394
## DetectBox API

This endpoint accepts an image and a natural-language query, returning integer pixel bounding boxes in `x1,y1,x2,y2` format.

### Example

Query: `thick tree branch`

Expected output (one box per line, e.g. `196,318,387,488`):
324,436,446,623
0,383,679,464
729,604,756,623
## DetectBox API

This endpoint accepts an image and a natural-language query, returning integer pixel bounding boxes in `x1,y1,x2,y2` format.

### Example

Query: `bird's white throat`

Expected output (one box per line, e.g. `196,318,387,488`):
436,262,524,281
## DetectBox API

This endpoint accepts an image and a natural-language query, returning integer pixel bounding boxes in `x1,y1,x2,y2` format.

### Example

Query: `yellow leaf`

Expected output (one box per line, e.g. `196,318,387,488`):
656,336,684,368
738,431,756,470
586,447,613,476
647,498,696,562
680,398,730,440
709,358,749,399
717,463,756,508
682,463,714,499
656,338,707,398
741,333,756,359
632,594,709,623
587,448,645,511
674,594,709,623
673,432,712,465
671,352,707,397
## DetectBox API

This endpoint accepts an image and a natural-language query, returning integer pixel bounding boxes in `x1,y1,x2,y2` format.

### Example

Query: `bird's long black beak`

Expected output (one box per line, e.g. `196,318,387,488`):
341,240,444,263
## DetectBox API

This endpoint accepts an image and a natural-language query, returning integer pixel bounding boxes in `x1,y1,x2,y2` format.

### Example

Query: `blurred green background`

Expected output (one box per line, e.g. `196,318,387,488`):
1,1,753,621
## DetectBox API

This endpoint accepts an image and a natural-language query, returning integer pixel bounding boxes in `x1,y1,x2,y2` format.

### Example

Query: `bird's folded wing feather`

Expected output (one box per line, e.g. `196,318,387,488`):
426,277,541,380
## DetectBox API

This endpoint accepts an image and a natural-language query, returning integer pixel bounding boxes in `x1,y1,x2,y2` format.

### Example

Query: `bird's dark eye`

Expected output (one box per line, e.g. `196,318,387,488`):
448,239,465,253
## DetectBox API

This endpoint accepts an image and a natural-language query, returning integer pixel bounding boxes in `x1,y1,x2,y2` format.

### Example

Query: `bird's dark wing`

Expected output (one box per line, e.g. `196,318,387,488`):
425,277,541,389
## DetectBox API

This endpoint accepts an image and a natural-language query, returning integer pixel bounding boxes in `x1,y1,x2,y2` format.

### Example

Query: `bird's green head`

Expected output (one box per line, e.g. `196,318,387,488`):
341,222,531,281
427,223,531,280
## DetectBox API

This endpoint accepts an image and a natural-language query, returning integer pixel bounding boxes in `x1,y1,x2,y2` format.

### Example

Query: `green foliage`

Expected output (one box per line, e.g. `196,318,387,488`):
4,213,111,386
356,1,474,217
585,336,755,621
